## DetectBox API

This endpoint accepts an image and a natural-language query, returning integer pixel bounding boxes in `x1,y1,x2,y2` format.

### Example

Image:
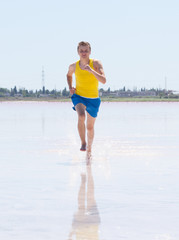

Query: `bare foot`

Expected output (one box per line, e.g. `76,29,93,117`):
86,151,92,165
80,143,86,151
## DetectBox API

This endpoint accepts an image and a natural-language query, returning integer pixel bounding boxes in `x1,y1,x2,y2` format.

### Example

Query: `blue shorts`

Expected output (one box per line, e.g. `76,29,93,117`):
71,94,101,118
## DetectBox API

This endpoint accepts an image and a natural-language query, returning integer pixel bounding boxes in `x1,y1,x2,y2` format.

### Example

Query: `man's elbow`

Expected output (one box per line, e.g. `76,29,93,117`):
102,77,106,84
67,74,72,79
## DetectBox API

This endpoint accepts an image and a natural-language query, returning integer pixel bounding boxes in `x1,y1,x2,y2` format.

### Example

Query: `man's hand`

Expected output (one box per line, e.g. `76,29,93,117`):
83,64,92,73
82,61,106,84
69,87,76,95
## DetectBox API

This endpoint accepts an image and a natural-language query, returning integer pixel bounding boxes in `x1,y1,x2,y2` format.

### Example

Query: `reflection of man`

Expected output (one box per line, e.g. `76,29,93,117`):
67,160,101,240
67,41,106,155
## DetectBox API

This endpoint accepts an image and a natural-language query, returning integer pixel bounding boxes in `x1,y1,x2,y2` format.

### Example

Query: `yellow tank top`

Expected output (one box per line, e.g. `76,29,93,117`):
75,59,99,98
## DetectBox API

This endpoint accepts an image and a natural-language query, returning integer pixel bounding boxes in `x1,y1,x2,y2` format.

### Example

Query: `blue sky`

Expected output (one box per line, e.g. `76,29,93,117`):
0,0,179,91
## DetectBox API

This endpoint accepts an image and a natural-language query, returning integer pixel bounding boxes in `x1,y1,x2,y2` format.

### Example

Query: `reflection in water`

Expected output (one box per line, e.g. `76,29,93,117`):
67,158,101,240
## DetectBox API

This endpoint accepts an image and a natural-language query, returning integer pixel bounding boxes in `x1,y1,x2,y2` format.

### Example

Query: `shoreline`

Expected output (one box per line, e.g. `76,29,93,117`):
1,97,179,102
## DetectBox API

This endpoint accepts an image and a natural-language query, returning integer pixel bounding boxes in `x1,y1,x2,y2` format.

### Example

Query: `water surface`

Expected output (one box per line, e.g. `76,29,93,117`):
0,101,179,240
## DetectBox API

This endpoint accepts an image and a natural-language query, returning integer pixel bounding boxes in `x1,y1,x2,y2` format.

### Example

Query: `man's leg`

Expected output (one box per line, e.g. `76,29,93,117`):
75,103,86,151
86,112,96,153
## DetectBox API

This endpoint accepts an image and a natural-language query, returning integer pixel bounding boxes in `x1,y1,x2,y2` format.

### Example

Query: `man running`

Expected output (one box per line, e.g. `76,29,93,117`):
67,41,106,155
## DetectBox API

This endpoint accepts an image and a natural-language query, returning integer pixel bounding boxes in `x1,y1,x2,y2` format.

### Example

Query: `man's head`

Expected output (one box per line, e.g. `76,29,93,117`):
77,41,91,59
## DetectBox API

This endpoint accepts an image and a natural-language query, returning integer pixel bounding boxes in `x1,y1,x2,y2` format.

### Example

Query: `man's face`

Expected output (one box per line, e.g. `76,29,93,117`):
78,45,91,59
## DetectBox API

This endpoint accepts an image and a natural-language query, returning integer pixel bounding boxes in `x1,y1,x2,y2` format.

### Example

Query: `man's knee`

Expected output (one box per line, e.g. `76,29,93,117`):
87,124,94,131
76,104,86,121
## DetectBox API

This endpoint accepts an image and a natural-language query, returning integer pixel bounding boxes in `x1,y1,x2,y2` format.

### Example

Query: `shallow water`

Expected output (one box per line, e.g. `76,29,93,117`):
0,101,179,240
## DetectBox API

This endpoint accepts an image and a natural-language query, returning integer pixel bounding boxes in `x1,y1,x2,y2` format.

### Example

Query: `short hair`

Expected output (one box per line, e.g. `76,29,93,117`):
77,41,91,51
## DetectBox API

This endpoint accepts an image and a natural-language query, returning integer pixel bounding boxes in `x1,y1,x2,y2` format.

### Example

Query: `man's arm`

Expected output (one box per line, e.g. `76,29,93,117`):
66,63,76,94
83,59,106,84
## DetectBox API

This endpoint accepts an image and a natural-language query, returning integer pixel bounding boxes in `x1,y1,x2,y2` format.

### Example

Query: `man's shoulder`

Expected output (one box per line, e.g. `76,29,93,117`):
93,58,100,63
92,59,102,69
69,62,77,68
68,62,76,72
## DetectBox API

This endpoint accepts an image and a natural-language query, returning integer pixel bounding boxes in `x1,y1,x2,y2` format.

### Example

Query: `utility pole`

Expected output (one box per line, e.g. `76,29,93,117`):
165,76,167,91
42,66,45,94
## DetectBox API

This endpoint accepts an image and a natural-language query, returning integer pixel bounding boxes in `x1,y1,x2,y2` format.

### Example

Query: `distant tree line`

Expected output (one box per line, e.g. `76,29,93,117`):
0,86,70,98
0,86,178,98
